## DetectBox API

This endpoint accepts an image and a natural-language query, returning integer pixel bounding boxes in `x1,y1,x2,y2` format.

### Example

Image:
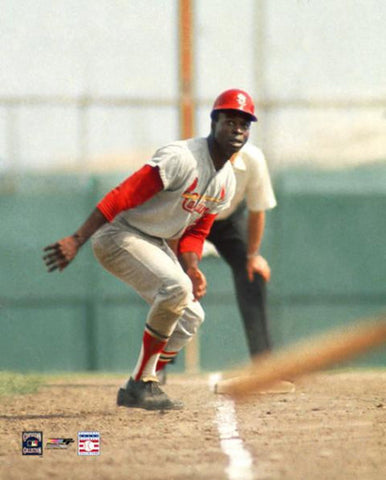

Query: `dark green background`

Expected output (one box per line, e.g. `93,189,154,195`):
1,163,385,373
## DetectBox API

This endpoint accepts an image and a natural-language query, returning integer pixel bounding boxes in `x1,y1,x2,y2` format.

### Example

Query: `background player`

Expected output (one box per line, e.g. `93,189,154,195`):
207,89,276,356
43,88,257,411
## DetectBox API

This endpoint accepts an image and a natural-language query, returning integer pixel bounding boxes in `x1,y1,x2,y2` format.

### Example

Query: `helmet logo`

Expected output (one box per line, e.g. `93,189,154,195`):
236,93,247,108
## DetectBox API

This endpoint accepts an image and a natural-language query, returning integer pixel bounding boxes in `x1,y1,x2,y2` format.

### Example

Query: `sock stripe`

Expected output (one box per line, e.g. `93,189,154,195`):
159,351,178,361
159,357,173,364
145,323,170,341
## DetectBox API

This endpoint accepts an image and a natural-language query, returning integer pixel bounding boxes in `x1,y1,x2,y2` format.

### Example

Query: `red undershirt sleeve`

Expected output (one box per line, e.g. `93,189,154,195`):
178,213,217,260
96,165,164,221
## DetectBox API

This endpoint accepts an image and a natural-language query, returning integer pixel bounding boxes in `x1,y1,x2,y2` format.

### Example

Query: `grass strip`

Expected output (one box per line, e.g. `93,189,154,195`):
0,371,44,397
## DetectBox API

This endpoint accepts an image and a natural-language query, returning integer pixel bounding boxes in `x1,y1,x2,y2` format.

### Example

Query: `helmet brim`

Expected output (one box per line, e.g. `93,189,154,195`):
211,107,257,122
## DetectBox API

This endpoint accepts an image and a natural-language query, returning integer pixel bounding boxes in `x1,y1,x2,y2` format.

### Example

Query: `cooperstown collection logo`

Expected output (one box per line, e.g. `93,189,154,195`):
181,178,225,215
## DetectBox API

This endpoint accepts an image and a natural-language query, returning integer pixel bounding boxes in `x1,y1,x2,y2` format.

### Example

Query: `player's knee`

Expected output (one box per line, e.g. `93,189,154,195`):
165,304,205,352
183,302,205,336
158,279,191,317
189,306,205,334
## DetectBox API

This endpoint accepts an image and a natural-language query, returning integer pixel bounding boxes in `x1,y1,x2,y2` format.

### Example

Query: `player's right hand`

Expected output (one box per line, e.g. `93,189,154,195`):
246,254,271,282
42,235,80,272
186,266,207,301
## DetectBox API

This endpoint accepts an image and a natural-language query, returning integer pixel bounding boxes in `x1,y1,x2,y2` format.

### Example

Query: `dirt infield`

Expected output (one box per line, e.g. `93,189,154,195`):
0,370,385,480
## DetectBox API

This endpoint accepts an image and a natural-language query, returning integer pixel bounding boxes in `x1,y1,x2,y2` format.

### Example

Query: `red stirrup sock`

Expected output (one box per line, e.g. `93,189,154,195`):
132,325,169,381
156,350,178,372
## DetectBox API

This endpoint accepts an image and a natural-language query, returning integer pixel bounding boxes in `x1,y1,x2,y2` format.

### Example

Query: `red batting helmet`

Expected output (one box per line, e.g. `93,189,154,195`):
211,88,257,122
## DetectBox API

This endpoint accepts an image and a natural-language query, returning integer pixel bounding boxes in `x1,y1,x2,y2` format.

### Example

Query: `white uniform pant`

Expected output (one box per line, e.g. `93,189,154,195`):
91,223,204,352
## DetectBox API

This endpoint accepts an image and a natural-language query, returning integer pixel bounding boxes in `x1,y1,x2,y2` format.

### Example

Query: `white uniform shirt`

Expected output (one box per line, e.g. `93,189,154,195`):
113,137,236,239
215,143,276,220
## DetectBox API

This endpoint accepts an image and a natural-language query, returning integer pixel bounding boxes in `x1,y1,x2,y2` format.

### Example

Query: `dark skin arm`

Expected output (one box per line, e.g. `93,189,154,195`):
246,210,271,282
43,208,107,272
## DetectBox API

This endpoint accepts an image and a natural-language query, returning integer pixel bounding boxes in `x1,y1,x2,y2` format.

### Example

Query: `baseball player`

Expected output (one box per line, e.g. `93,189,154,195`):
43,88,258,411
156,92,276,383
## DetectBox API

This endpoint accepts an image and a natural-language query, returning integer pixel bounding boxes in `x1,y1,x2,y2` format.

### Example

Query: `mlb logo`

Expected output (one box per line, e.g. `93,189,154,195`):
77,431,100,456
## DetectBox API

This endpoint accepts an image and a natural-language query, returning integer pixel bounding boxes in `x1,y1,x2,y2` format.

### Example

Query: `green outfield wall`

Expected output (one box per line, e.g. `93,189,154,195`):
1,163,385,373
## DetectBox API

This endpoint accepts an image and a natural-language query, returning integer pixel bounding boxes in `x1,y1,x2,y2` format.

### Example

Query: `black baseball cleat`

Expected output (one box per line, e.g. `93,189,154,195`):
117,377,183,411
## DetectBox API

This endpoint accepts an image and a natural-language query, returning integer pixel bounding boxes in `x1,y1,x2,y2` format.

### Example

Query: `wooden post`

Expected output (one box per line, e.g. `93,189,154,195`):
178,0,199,374
178,0,195,139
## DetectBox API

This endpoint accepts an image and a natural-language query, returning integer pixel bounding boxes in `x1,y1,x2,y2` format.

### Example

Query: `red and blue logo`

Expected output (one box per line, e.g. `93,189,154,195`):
78,431,100,456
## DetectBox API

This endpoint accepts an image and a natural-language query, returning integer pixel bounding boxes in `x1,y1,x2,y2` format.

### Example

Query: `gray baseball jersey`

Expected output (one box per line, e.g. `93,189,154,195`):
112,137,236,239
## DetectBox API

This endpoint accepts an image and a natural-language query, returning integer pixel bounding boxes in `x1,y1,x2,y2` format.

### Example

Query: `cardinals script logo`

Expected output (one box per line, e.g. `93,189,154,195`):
181,178,208,215
181,179,225,215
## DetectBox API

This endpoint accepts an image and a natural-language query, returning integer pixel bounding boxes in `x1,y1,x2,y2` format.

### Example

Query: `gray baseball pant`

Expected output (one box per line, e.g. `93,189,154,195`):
91,223,204,352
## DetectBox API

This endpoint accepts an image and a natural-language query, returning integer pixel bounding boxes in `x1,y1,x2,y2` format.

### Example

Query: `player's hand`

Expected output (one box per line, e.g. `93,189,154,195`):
246,255,271,282
186,266,207,301
43,235,80,272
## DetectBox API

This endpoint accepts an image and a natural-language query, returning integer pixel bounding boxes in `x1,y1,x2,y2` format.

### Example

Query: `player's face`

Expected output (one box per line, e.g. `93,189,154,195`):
212,111,251,157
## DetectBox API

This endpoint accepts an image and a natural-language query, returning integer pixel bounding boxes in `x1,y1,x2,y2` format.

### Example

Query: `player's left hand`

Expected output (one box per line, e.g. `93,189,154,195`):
246,255,271,282
186,266,207,301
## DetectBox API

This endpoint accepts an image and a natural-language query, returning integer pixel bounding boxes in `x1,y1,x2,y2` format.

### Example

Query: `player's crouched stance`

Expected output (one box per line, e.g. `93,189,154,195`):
42,89,257,411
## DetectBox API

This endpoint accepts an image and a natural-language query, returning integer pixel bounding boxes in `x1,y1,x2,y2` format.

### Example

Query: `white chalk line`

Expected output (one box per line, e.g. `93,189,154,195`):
209,373,253,480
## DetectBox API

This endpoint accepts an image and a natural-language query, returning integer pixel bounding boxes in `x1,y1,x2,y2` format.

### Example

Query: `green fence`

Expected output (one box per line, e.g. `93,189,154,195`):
265,165,386,368
1,163,385,373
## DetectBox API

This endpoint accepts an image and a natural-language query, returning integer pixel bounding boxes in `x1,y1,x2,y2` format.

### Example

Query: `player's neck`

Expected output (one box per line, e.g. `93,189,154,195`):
206,135,231,171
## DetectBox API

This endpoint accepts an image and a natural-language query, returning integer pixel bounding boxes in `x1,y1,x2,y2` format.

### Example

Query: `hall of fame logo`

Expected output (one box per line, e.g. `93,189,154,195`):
77,431,100,456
